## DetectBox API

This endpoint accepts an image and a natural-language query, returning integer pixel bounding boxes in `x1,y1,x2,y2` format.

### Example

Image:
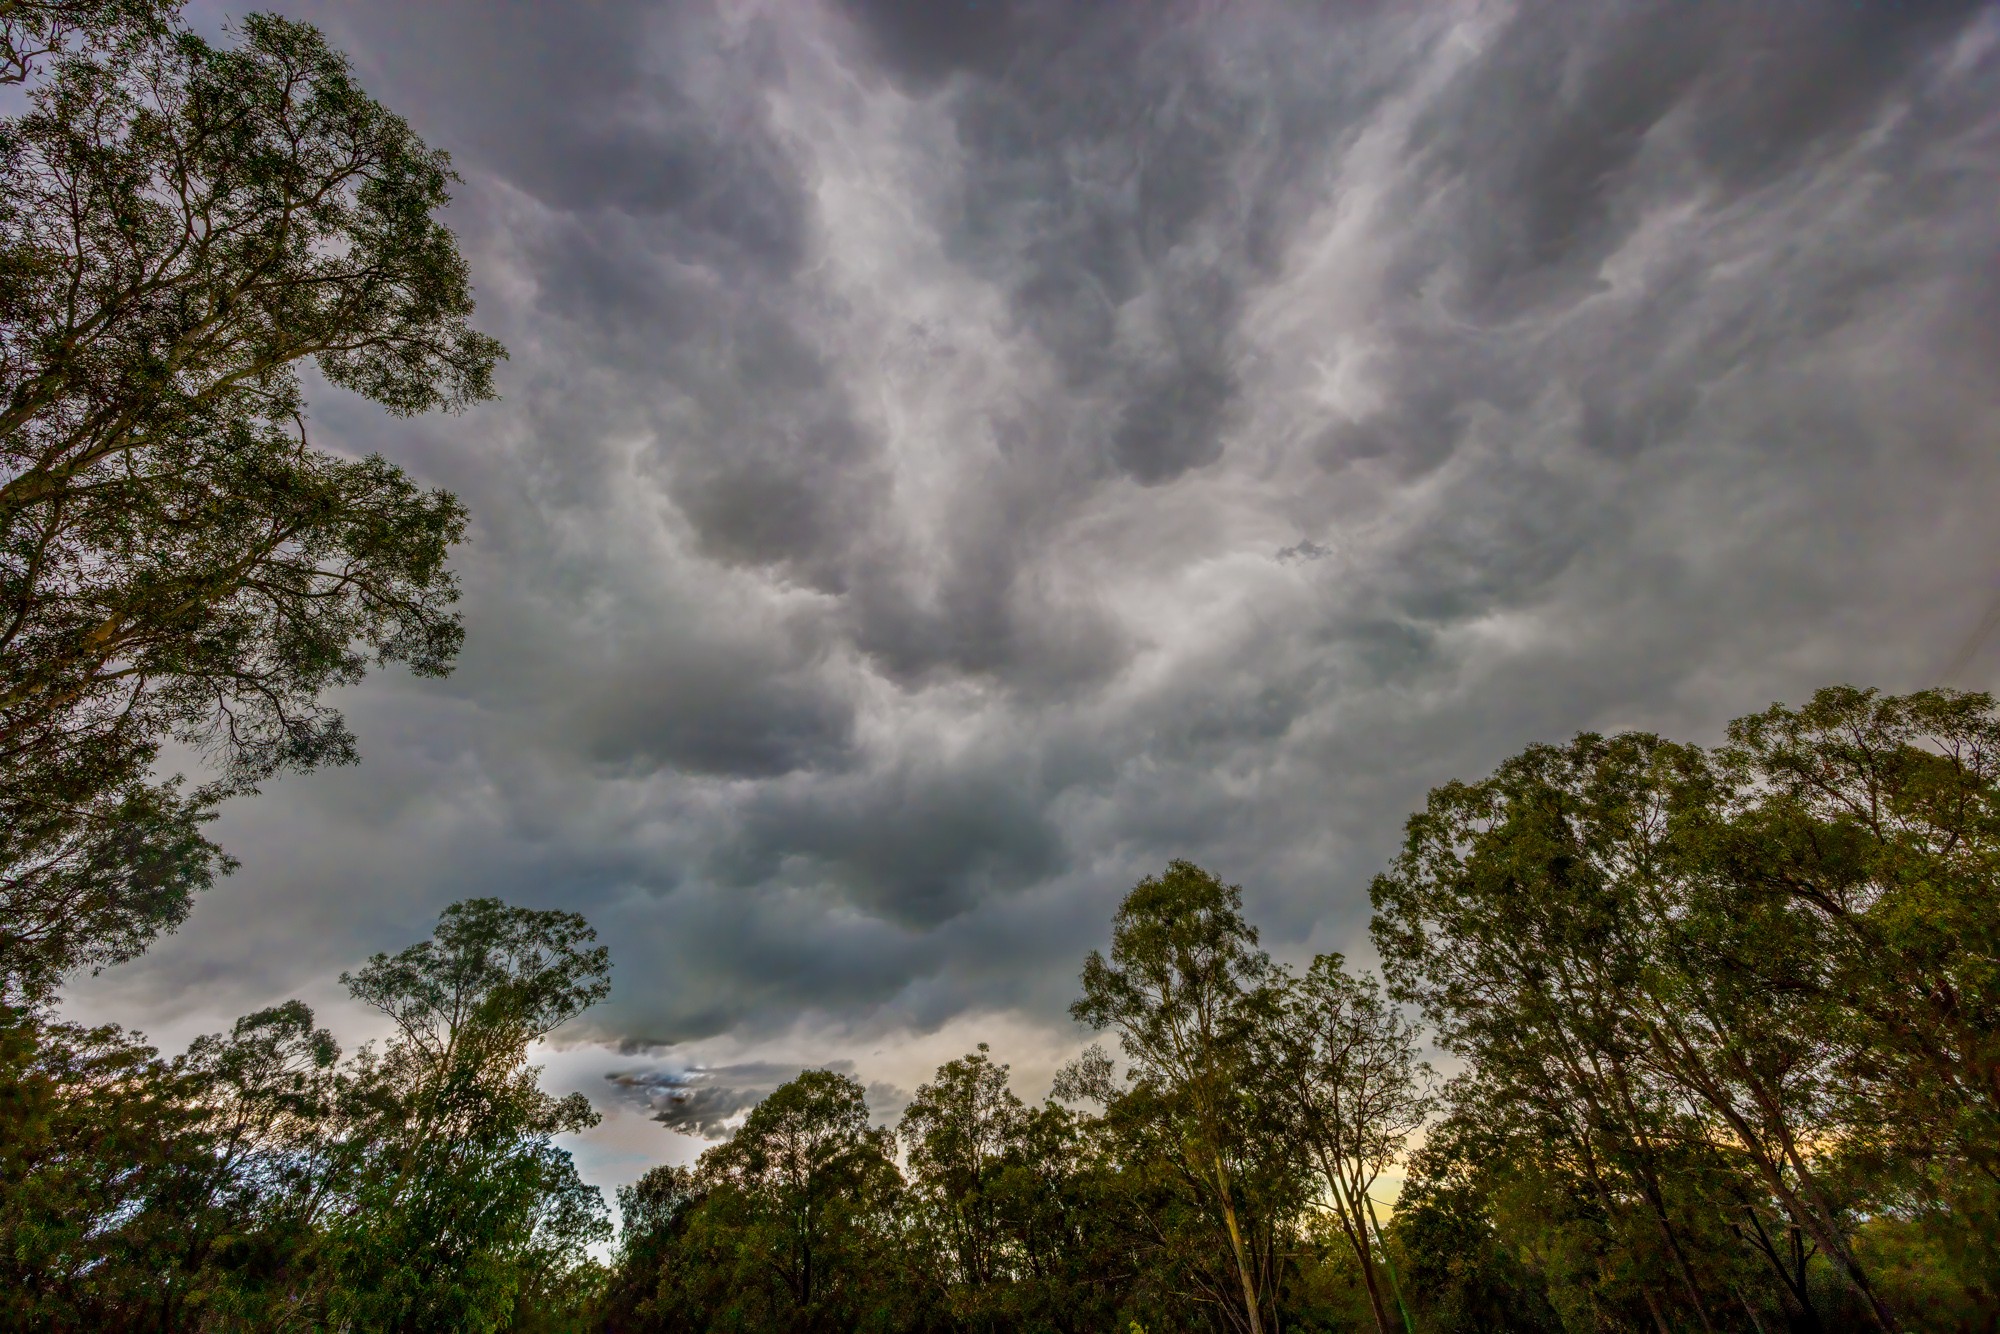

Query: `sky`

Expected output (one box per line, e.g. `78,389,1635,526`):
66,0,2000,1196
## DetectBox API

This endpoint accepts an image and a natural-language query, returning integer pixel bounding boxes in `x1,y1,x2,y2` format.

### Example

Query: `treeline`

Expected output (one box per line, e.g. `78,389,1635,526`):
596,864,1432,1334
596,686,1999,1334
5,689,1995,1331
3,4,1997,1332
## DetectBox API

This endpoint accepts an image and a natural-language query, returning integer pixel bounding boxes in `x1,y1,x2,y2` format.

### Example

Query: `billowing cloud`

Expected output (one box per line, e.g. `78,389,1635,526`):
72,0,2000,1180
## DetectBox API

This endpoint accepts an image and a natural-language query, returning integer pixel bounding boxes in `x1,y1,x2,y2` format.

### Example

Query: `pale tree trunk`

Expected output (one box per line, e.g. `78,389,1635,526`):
1213,1152,1266,1334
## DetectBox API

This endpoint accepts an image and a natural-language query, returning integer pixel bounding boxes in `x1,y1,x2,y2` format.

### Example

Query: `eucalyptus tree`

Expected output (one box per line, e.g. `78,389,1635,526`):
0,0,502,999
691,1069,909,1333
899,1043,1030,1304
1369,730,1849,1331
1258,953,1432,1334
172,999,348,1325
0,897,611,1331
330,898,612,1333
1071,860,1283,1334
1716,686,2000,1294
897,1045,1139,1333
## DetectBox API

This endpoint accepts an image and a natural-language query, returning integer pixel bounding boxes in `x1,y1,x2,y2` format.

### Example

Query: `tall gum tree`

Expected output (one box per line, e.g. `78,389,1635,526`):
1714,687,2000,1308
1071,860,1278,1334
0,1,503,1001
1369,724,1926,1331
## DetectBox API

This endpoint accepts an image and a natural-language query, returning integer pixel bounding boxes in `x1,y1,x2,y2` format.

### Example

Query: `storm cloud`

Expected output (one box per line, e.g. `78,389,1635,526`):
71,0,2000,1173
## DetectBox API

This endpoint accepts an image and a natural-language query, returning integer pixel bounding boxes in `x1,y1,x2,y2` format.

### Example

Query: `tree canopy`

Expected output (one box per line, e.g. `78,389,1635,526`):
598,693,1998,1333
5,693,1996,1331
0,0,501,1003
0,898,610,1331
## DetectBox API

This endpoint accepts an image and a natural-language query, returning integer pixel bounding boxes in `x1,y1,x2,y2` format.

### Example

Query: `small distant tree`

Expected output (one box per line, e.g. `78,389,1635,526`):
692,1069,905,1332
598,1164,706,1331
899,1043,1027,1299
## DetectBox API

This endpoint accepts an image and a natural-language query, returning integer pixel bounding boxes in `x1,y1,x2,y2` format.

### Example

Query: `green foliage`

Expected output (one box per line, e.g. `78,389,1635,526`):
900,1043,1027,1300
600,1164,704,1330
342,897,614,1070
1371,686,2000,1332
594,826,1989,1331
328,899,612,1333
0,1000,360,1328
896,1047,1135,1334
0,898,612,1332
1718,686,2000,1303
0,0,502,1001
0,769,230,1003
1256,954,1432,1334
606,1070,935,1334
0,11,604,1330
0,1,174,86
1072,859,1285,1334
1387,1096,1581,1334
0,1007,197,1326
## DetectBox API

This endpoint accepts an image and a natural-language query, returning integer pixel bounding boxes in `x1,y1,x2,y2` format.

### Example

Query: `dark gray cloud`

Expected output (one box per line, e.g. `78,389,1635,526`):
604,1059,910,1141
606,1061,837,1138
69,0,2000,1174
835,0,1026,84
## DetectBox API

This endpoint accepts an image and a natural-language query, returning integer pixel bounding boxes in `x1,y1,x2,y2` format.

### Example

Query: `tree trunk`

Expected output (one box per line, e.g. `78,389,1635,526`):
1325,1168,1395,1334
1641,1284,1675,1334
1213,1151,1266,1334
